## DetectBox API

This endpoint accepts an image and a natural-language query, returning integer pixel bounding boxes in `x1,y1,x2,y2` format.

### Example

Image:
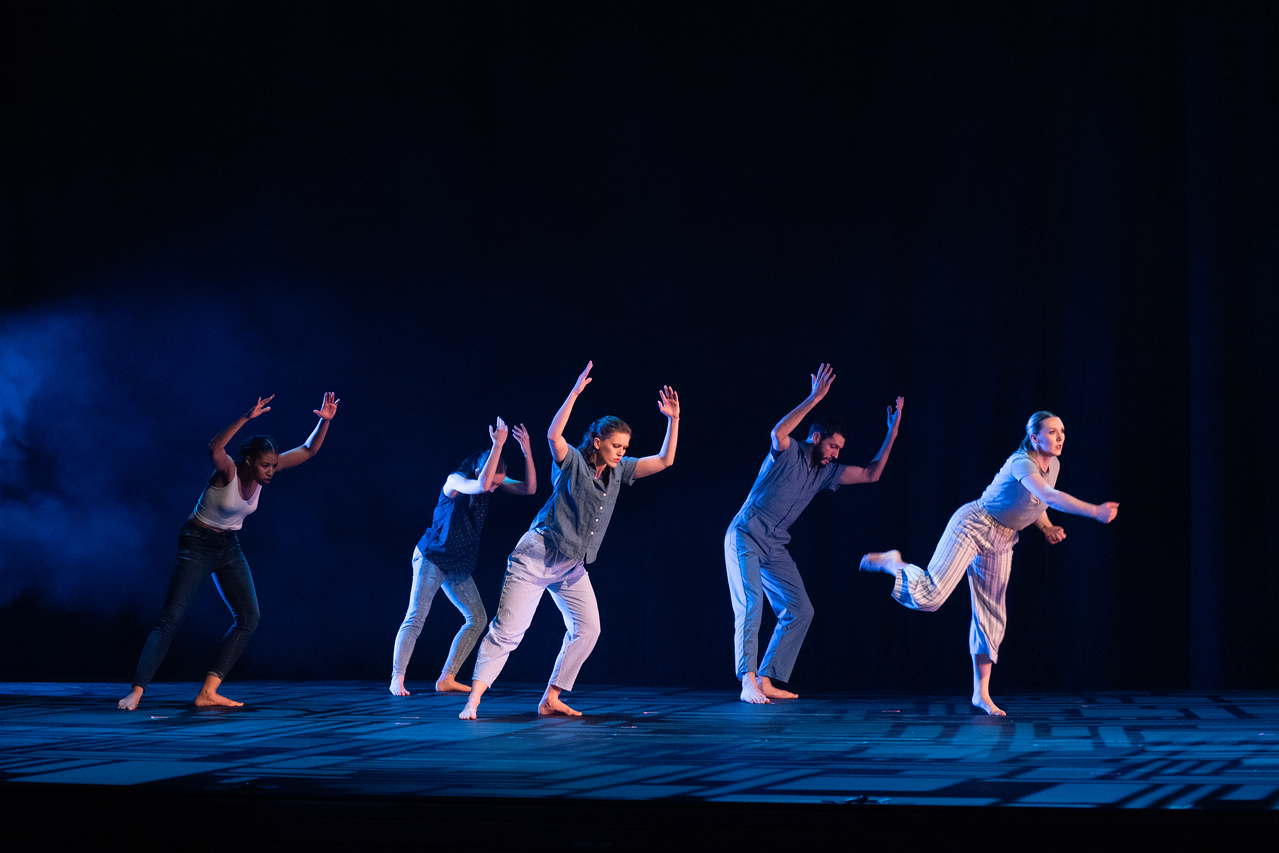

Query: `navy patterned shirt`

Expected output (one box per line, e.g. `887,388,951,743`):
417,489,492,576
531,445,638,564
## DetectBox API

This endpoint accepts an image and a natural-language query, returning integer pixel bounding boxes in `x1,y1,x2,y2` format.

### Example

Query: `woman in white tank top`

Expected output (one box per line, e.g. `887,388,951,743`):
118,392,339,712
860,412,1119,716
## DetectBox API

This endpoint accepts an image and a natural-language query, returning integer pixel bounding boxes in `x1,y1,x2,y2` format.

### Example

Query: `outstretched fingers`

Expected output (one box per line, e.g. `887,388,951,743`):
249,394,275,418
810,363,836,399
573,360,594,394
313,391,340,419
657,385,680,418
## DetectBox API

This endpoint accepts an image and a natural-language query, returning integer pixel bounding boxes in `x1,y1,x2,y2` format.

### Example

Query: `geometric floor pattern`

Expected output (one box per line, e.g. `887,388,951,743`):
4,681,1279,811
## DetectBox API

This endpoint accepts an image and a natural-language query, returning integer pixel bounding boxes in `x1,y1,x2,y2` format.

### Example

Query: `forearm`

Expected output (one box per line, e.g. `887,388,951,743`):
522,449,537,494
479,437,504,491
547,390,579,443
208,414,250,458
860,426,899,482
634,417,678,477
771,395,819,445
657,416,678,466
1044,489,1100,519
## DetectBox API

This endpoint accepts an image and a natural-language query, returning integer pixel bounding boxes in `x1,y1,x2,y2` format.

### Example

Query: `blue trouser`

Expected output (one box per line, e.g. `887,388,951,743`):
132,521,260,689
725,516,814,682
391,548,488,678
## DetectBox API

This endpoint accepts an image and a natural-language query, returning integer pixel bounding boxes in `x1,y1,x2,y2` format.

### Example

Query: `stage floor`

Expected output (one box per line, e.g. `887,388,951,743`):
3,682,1278,848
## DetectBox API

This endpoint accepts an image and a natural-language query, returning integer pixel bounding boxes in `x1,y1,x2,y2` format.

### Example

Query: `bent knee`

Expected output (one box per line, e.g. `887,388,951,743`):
465,607,489,630
573,619,601,644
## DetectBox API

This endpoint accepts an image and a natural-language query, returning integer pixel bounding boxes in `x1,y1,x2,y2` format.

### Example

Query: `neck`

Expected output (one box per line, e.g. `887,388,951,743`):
1033,450,1052,471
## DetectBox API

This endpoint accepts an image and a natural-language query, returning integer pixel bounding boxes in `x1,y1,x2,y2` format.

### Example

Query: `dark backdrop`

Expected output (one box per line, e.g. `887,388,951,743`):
1,2,1275,692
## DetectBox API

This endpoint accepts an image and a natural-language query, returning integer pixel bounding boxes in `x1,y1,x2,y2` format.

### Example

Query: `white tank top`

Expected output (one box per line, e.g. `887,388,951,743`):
192,467,261,531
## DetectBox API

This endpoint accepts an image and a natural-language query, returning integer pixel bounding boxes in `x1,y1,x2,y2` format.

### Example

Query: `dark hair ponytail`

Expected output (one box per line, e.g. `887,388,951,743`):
578,416,631,467
238,435,279,462
454,449,506,479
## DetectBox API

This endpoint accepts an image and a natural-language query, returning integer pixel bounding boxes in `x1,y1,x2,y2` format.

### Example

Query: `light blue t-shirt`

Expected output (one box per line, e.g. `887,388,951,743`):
978,451,1060,530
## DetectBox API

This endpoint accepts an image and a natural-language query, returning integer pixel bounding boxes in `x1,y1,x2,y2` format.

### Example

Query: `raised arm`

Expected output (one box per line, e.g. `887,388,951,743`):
634,387,680,479
839,396,905,485
446,418,510,496
548,361,593,464
208,395,273,484
1033,511,1068,544
278,392,340,470
1020,471,1119,523
772,364,835,452
498,424,538,495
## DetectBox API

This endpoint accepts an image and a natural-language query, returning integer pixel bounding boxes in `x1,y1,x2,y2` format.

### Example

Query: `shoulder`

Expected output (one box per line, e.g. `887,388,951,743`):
1006,451,1036,478
777,440,806,464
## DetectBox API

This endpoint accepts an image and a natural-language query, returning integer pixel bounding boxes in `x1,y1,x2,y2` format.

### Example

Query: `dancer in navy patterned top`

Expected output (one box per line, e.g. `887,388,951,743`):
390,417,537,696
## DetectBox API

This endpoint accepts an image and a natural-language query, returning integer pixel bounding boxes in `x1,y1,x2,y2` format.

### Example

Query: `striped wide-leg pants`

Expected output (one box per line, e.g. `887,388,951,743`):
888,501,1018,662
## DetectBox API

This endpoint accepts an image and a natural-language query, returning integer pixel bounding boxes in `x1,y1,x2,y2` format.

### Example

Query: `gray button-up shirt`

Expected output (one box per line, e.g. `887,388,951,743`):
531,445,639,564
731,440,845,545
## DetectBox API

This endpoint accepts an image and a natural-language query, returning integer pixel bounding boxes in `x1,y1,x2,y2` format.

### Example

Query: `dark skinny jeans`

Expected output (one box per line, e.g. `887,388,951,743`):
132,521,261,689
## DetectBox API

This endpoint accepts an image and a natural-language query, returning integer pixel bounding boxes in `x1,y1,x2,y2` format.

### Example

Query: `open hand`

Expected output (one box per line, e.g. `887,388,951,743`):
887,396,904,432
512,424,532,456
247,395,275,419
313,392,340,420
573,361,594,395
657,386,680,419
489,416,509,445
810,364,835,402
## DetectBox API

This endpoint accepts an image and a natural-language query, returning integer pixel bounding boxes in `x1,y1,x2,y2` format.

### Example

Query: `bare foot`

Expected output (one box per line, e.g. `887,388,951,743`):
435,673,472,693
194,688,244,708
538,685,581,716
972,694,1006,716
760,676,799,700
859,550,903,573
389,675,410,697
459,680,489,720
193,674,242,708
739,673,770,704
118,686,144,711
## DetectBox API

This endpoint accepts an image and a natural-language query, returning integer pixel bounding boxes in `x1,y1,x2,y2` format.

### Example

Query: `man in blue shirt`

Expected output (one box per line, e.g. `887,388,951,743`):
727,363,904,704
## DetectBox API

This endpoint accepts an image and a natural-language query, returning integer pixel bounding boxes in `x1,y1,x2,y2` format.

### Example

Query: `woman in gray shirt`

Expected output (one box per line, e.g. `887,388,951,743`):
460,361,679,720
860,411,1118,716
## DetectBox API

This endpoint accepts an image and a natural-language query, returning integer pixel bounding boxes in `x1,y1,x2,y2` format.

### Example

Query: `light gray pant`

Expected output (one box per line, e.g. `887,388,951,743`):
472,531,600,691
725,517,814,682
391,548,488,678
888,501,1018,662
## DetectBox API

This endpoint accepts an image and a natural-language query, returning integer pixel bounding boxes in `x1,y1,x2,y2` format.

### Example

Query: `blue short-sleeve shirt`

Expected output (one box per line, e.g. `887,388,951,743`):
731,440,845,544
531,445,639,564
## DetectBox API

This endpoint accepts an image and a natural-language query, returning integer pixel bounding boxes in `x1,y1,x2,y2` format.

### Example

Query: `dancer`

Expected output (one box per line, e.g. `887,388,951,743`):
389,417,537,697
460,361,679,720
117,392,339,711
728,363,904,704
860,411,1119,716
